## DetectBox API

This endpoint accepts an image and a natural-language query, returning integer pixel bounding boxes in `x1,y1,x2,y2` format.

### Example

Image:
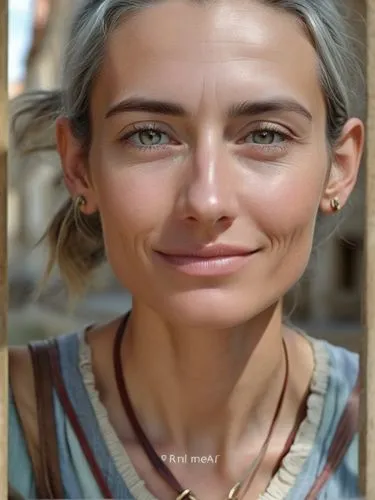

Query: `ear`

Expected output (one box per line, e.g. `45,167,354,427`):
56,117,97,215
320,118,365,214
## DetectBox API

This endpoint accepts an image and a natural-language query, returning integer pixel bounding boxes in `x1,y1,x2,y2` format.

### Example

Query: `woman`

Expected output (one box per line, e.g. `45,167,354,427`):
8,0,365,498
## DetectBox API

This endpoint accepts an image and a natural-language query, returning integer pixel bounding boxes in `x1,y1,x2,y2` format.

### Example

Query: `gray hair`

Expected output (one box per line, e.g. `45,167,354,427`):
12,0,363,294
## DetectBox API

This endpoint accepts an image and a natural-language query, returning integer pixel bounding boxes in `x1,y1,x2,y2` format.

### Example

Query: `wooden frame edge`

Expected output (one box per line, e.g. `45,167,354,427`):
0,0,8,498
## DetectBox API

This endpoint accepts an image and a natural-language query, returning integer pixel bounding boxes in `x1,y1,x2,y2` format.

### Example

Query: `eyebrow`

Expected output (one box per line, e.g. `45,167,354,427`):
105,98,185,118
105,96,312,121
228,99,312,121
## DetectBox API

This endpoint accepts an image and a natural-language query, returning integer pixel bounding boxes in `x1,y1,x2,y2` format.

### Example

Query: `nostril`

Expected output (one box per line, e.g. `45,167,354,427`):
218,216,234,229
186,215,198,223
185,215,233,228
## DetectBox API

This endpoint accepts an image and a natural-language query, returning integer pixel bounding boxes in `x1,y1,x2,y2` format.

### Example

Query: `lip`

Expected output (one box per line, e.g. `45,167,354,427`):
153,245,259,276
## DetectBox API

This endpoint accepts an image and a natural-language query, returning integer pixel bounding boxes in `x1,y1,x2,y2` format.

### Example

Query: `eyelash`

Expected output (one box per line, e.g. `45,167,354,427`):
119,122,292,152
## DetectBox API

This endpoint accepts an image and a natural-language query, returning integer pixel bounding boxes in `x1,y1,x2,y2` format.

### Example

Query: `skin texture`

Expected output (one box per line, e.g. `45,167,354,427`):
54,0,364,498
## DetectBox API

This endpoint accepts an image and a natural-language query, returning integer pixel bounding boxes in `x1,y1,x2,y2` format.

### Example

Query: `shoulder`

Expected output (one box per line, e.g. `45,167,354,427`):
306,336,359,440
9,344,34,385
9,346,37,440
322,342,360,497
321,339,359,389
303,339,360,496
8,331,81,455
8,331,82,495
9,330,82,410
8,346,37,497
307,335,359,392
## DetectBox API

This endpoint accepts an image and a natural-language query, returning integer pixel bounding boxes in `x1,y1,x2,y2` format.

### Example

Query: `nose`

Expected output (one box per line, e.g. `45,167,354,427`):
175,139,238,236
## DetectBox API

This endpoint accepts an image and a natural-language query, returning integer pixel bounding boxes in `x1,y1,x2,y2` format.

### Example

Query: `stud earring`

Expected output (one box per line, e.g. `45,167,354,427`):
75,195,87,210
330,197,341,212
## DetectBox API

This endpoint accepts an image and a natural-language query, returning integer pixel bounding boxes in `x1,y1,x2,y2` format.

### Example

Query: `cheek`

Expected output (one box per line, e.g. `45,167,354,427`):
90,163,175,249
250,159,326,238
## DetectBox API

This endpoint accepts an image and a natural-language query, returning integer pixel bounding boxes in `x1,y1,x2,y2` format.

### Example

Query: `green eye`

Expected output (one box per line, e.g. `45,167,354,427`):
133,129,170,146
247,130,285,145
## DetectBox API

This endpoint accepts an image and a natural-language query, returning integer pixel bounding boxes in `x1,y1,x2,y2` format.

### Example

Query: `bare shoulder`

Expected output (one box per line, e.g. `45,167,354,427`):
9,346,38,451
9,346,35,403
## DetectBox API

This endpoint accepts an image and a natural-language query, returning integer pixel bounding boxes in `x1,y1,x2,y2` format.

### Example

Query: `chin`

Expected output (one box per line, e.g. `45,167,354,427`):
150,288,275,329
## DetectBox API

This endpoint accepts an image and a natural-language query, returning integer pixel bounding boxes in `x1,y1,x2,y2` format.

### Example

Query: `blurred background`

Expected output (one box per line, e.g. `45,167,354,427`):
7,0,367,351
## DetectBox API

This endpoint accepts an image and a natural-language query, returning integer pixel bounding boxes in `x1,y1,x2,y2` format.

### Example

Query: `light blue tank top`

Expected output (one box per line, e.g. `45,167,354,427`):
9,331,360,499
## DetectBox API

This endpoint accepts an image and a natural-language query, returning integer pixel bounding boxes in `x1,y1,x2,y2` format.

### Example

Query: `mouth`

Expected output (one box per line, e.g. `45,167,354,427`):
153,245,259,277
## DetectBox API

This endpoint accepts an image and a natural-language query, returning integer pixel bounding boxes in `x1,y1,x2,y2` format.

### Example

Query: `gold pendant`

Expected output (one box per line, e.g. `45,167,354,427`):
228,481,241,500
176,490,198,500
176,480,241,500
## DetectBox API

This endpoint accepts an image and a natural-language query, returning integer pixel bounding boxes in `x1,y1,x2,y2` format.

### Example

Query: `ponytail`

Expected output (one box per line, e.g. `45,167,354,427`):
12,91,105,296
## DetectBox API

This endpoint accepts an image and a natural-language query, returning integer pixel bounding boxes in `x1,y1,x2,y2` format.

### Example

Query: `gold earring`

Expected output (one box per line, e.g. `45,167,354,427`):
73,194,97,240
330,197,341,212
75,195,87,210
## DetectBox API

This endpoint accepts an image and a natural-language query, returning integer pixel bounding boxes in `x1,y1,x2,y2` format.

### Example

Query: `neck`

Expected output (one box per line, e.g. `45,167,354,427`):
121,301,288,458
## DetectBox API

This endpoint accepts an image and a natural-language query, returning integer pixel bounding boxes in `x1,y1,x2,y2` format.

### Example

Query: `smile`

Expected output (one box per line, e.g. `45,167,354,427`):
153,245,259,277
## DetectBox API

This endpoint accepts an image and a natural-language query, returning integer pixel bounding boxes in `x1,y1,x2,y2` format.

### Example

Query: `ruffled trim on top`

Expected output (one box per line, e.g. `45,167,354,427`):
78,332,329,500
258,336,329,499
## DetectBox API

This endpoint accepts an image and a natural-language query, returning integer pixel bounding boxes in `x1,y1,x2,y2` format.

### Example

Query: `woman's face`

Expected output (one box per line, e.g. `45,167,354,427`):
68,0,362,327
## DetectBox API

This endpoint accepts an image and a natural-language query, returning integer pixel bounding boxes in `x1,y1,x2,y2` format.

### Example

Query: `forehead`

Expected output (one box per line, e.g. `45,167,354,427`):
92,0,324,117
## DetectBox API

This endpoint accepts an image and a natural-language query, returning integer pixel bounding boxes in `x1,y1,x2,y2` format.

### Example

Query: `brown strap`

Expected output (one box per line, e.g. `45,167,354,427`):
305,374,360,499
28,340,64,499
